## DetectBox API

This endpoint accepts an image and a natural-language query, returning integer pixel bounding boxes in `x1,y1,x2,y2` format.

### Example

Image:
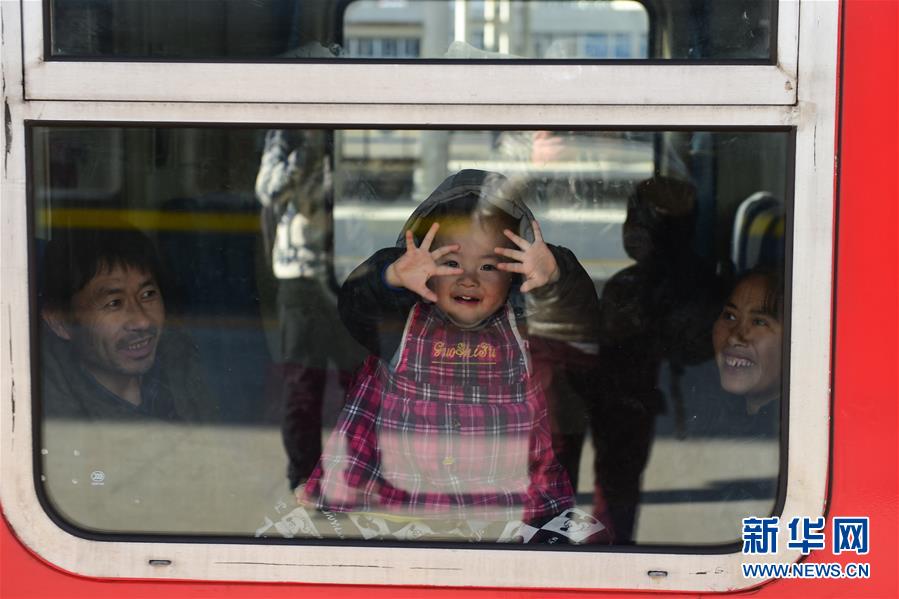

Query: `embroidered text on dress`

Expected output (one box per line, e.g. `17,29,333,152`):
432,341,498,365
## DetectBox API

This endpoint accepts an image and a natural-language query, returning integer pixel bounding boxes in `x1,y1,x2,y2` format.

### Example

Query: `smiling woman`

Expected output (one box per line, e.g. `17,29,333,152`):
712,269,784,418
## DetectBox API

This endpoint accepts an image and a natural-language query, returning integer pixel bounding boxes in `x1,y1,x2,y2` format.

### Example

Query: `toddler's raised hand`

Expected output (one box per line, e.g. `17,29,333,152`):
385,222,463,302
494,220,560,293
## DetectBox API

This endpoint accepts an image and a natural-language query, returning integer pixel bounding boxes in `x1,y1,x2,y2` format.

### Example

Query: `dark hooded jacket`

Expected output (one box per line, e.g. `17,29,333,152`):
338,169,600,360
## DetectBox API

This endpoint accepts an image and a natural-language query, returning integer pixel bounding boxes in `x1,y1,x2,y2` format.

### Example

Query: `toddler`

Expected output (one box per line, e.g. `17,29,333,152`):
303,170,601,533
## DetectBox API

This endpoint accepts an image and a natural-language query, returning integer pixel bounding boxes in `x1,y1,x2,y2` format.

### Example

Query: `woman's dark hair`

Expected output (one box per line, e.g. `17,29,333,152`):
40,227,165,313
734,267,784,320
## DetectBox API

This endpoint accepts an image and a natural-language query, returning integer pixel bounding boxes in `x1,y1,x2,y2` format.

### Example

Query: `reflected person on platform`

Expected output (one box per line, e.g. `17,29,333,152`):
255,129,365,491
591,177,723,544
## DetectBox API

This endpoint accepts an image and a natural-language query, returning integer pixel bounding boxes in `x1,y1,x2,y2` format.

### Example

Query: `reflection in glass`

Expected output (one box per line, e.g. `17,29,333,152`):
713,270,783,425
33,125,788,544
299,169,606,543
48,0,774,61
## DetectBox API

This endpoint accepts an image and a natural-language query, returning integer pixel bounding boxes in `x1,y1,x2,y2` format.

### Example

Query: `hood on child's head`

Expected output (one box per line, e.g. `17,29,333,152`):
397,169,537,248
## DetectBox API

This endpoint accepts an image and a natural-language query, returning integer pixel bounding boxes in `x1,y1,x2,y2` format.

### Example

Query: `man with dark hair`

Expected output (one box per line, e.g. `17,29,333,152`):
39,228,215,421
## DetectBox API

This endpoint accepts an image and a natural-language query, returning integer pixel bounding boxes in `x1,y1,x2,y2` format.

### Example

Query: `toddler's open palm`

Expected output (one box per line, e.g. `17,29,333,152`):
495,220,560,293
386,223,462,302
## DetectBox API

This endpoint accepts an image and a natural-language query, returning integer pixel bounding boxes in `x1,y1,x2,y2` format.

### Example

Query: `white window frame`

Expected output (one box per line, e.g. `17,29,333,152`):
0,0,838,592
21,0,800,105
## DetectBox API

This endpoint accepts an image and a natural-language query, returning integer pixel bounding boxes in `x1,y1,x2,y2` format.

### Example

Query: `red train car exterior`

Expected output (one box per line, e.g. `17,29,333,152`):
2,0,897,597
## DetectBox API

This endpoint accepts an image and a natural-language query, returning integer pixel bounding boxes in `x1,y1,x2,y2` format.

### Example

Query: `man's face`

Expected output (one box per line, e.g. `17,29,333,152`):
62,265,165,387
429,221,512,329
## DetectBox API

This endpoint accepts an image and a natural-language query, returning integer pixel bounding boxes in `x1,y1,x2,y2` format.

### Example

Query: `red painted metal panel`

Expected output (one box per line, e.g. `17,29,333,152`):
2,0,897,597
735,0,899,596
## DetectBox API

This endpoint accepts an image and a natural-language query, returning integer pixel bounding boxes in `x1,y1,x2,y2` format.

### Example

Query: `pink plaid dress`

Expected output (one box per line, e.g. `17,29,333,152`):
303,302,574,521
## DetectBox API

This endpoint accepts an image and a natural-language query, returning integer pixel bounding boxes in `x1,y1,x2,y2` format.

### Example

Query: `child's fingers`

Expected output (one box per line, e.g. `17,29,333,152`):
415,286,438,303
404,230,416,252
420,222,440,251
433,266,464,277
503,228,531,250
494,247,526,262
519,280,537,293
497,262,527,274
531,220,545,242
430,244,460,260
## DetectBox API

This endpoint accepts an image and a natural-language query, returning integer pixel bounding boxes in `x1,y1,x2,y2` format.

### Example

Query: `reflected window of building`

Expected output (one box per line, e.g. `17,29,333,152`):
585,33,610,58
613,33,632,58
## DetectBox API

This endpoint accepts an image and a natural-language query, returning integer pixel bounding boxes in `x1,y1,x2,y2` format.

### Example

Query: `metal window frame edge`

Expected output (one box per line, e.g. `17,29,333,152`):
21,0,800,106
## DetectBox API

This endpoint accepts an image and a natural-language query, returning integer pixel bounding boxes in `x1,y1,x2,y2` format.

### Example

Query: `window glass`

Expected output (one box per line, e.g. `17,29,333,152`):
585,33,610,58
613,33,632,58
33,125,788,545
47,0,775,61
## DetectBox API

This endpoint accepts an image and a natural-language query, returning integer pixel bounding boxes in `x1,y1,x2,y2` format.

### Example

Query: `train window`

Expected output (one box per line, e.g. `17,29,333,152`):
2,0,837,591
33,124,789,543
46,0,775,62
24,0,798,105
